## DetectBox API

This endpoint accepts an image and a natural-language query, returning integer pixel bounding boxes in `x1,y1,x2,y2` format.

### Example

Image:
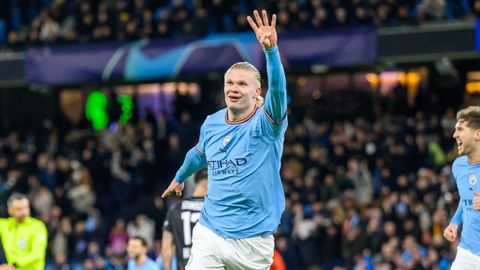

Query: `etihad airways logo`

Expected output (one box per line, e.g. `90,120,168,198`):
462,199,476,212
208,158,247,176
208,158,247,169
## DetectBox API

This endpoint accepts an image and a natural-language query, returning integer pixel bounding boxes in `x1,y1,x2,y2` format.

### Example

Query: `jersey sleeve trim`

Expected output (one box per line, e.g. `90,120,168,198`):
264,109,286,125
195,145,205,156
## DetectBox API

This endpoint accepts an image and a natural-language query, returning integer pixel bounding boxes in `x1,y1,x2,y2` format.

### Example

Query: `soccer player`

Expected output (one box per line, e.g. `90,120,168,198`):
444,106,480,269
161,172,208,270
162,9,287,269
0,193,48,270
127,236,159,270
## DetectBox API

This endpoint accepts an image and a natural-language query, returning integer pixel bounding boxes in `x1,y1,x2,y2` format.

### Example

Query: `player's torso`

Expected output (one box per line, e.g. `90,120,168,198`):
203,110,271,181
454,158,480,214
454,156,480,254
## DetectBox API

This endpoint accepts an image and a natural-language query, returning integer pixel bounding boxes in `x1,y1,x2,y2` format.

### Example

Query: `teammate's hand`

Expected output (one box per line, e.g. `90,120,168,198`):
474,192,480,211
443,223,458,242
161,179,184,198
247,10,277,49
0,264,15,270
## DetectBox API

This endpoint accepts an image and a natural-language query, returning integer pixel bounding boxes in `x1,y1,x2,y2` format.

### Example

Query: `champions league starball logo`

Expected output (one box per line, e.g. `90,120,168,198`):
469,174,477,185
223,135,232,146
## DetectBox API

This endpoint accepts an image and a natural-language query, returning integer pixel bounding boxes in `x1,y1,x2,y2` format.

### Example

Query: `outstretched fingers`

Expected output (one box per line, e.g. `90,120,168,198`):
254,10,263,27
262,10,269,26
162,180,179,198
247,16,259,34
161,187,172,198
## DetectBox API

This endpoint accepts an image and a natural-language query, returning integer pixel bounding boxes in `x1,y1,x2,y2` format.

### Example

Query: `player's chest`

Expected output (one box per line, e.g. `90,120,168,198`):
203,125,254,158
457,170,480,198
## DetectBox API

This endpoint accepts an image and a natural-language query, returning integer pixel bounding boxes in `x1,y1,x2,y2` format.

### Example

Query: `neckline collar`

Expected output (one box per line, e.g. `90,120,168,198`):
225,106,258,125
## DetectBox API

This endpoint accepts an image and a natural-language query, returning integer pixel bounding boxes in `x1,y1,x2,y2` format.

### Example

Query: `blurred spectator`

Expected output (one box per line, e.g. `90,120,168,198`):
127,214,155,248
109,218,129,256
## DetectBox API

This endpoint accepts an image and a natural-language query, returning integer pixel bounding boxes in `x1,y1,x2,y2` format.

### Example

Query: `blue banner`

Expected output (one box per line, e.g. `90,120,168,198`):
26,28,376,85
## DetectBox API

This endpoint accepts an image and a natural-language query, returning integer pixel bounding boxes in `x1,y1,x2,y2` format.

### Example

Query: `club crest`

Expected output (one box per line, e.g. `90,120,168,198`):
223,135,232,146
469,174,477,185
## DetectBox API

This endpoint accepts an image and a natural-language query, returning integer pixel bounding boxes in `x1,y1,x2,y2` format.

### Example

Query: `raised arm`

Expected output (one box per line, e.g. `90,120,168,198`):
247,10,287,124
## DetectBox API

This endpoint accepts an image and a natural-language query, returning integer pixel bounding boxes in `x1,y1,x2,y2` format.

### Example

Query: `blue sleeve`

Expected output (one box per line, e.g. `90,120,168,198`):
174,123,207,183
450,200,463,225
263,46,287,125
450,161,463,225
174,146,207,184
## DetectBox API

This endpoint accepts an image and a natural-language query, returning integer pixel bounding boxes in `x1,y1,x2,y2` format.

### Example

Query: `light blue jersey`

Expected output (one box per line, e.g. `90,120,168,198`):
450,155,480,255
128,258,159,270
174,46,287,238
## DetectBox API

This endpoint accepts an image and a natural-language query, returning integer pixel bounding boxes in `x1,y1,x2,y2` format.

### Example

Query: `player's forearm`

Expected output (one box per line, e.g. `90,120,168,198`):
264,46,287,122
175,147,207,183
450,203,463,225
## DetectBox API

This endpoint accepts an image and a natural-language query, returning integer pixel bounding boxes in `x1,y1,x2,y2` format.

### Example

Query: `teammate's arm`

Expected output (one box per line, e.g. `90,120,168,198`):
161,231,175,270
247,10,287,125
12,222,48,268
444,201,463,242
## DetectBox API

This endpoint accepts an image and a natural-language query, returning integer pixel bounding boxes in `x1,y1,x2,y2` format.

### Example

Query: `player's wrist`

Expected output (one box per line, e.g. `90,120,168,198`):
263,45,278,52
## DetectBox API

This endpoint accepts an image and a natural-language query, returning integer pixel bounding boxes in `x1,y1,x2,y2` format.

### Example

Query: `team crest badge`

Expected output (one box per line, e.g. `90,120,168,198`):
223,135,232,146
469,174,477,185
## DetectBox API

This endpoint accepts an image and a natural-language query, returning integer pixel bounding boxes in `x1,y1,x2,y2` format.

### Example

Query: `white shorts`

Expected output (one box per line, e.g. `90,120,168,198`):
451,246,480,270
186,223,274,270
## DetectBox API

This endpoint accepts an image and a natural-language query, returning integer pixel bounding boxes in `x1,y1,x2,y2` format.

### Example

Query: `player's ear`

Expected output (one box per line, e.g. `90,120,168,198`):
256,87,262,96
475,128,480,141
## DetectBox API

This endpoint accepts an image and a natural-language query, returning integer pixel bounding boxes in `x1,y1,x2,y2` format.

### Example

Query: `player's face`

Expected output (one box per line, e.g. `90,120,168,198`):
224,69,260,115
453,120,480,156
8,198,30,222
126,239,145,260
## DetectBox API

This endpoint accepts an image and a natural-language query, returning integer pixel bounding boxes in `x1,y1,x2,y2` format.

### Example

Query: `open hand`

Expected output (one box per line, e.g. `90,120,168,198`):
161,179,184,198
247,10,277,49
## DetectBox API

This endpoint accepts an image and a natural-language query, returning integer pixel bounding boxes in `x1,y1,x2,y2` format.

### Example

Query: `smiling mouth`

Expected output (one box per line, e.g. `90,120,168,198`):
228,96,241,103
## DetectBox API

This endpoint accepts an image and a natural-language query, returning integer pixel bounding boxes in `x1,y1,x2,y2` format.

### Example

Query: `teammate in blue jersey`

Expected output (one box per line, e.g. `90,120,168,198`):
444,106,480,269
162,9,287,269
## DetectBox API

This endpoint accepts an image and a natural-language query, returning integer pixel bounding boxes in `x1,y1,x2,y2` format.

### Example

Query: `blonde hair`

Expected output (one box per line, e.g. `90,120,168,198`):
457,106,480,129
225,62,264,106
226,62,261,84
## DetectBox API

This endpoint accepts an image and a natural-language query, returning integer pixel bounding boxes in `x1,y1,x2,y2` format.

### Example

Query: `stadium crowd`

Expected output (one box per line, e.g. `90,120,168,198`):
0,0,477,48
0,84,464,269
